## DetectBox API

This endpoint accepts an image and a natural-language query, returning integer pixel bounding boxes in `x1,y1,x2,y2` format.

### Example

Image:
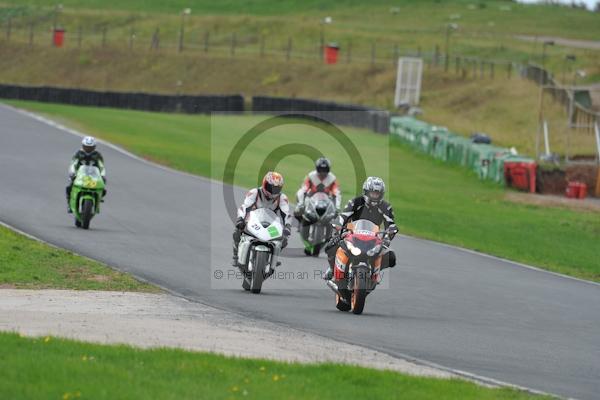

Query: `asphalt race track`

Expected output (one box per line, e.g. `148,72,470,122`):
1,105,599,399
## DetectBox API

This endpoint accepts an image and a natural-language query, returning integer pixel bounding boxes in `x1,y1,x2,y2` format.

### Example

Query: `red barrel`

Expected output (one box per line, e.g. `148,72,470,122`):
576,182,588,199
566,182,579,198
324,43,339,64
565,181,588,199
53,29,65,47
504,161,537,193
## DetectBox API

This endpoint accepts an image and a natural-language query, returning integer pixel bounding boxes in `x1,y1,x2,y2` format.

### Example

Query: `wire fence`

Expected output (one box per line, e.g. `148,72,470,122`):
0,12,524,81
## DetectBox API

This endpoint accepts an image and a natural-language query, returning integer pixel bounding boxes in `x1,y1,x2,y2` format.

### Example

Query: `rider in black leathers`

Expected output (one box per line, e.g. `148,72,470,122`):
323,177,397,280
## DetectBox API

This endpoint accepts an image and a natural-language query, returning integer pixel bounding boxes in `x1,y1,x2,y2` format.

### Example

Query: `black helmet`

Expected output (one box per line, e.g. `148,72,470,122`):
315,157,331,175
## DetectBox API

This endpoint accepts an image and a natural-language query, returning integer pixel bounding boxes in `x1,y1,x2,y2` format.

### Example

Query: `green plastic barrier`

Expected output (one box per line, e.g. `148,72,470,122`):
389,116,535,185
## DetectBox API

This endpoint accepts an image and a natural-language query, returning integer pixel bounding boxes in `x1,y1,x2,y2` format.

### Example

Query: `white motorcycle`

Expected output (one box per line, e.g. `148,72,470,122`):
299,192,337,256
237,208,284,293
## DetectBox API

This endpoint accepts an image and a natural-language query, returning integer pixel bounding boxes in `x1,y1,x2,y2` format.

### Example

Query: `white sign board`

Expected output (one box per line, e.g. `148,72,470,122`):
394,57,423,108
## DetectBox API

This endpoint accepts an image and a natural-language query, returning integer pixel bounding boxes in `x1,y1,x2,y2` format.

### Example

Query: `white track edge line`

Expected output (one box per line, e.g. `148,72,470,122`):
3,102,597,289
0,219,565,399
0,104,574,397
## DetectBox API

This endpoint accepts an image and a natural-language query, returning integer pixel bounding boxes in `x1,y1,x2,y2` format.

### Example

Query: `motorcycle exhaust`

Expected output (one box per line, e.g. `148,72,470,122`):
326,280,348,304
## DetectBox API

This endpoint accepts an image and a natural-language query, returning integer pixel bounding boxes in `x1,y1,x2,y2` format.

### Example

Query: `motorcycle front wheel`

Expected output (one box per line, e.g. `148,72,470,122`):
250,251,269,294
351,268,369,315
81,199,94,230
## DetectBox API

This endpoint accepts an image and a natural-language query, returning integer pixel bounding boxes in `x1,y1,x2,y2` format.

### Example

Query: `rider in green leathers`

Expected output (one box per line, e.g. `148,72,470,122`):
66,136,106,213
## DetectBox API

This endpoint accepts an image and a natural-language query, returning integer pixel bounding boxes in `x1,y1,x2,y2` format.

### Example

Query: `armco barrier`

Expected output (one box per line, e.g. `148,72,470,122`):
0,84,244,114
252,96,390,134
390,116,536,188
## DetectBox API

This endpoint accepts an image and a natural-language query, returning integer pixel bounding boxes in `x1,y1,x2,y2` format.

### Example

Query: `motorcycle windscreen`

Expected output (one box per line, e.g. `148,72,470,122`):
75,166,103,189
308,192,334,218
351,219,379,235
250,208,279,227
77,166,101,179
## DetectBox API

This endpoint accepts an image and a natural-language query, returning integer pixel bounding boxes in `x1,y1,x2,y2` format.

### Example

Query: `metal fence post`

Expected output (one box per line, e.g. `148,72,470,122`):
78,25,82,49
204,31,210,52
286,37,292,61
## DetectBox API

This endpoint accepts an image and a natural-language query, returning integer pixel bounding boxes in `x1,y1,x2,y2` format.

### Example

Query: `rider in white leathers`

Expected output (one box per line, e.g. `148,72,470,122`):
232,171,292,267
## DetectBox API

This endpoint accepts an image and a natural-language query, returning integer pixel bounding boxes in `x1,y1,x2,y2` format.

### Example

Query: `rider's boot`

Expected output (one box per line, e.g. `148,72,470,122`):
66,186,72,213
232,229,242,268
323,255,335,280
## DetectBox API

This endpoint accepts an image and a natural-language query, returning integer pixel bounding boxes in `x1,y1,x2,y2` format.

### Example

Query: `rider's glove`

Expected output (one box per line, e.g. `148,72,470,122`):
235,217,246,230
281,226,291,249
387,226,399,239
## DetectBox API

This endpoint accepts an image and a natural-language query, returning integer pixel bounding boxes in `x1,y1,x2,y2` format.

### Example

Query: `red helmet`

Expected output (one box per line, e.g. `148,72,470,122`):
261,171,284,200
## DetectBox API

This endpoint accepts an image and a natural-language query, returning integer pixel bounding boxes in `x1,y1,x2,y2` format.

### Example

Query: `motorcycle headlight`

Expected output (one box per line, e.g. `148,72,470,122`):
367,245,382,257
347,241,362,256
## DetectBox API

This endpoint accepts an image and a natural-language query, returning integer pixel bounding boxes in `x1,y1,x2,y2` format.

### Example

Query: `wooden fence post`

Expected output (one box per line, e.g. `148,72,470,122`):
230,32,236,56
129,26,135,51
204,31,210,52
260,35,265,58
28,20,34,47
102,26,107,47
371,42,376,66
77,25,82,49
347,40,352,63
286,37,292,61
5,17,11,41
150,27,159,50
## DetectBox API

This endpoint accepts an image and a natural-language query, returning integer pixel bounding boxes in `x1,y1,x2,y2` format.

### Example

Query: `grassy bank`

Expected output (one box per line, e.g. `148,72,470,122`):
1,0,599,78
0,43,592,156
0,332,546,400
0,224,158,291
5,100,599,282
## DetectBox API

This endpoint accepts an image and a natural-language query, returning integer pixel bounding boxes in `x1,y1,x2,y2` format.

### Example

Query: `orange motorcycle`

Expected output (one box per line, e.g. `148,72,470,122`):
326,219,392,315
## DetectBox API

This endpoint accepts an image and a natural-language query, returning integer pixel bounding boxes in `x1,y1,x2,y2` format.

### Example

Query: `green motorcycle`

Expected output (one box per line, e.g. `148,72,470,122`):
69,165,105,230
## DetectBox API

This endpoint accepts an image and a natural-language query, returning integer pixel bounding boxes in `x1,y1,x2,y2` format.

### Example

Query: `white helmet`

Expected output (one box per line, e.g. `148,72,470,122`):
362,176,385,206
82,136,97,154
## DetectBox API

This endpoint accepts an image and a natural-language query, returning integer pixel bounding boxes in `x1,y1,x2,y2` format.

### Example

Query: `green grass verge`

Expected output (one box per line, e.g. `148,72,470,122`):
0,224,159,291
4,100,600,282
0,332,546,400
